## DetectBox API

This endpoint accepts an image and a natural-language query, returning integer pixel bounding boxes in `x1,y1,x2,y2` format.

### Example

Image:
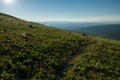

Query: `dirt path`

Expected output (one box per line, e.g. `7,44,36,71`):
57,42,95,80
56,47,83,80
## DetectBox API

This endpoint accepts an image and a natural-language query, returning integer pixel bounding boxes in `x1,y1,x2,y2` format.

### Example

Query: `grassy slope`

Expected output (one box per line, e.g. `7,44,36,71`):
0,13,120,80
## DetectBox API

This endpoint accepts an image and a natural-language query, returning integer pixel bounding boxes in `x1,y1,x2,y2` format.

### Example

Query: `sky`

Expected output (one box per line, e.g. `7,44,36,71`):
0,0,120,22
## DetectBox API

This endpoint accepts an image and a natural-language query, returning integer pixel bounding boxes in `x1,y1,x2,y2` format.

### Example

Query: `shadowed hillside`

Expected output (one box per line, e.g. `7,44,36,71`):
79,24,120,40
0,13,120,80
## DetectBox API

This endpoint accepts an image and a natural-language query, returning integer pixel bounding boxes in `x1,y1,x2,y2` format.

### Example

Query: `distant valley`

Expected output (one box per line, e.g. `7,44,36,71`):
41,21,120,40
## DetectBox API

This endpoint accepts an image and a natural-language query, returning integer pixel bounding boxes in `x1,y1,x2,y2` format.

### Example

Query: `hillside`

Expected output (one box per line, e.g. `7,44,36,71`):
0,13,120,80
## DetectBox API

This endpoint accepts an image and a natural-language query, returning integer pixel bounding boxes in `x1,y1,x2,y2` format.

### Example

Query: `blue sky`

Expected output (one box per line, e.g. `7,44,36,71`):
0,0,120,22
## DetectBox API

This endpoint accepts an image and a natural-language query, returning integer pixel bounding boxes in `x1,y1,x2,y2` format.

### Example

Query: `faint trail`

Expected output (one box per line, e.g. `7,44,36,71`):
56,46,83,80
57,41,94,80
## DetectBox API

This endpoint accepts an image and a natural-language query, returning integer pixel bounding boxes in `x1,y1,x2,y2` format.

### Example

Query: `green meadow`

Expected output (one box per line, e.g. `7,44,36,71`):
0,13,120,80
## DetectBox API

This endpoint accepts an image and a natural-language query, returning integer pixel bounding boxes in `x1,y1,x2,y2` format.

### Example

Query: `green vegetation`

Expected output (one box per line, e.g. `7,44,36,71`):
0,13,120,80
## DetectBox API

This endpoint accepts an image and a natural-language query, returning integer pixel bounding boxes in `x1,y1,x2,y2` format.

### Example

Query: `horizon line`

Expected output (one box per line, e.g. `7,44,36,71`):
26,16,120,23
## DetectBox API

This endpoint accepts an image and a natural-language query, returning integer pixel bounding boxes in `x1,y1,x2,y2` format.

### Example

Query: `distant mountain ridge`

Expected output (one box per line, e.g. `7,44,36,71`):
79,24,120,40
41,21,120,40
